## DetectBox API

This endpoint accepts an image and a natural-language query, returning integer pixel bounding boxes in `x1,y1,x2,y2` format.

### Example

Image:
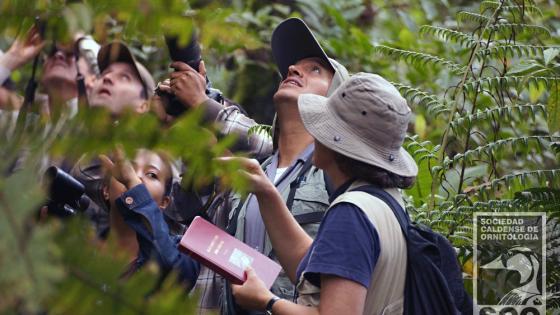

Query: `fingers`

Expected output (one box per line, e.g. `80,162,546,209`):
157,84,172,94
170,61,195,72
215,156,260,170
98,154,115,174
199,60,207,77
113,145,126,164
170,71,190,80
245,266,256,278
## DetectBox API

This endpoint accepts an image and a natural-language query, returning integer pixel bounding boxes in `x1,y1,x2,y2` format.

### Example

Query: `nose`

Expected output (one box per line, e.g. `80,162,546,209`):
135,170,145,182
53,50,67,62
101,73,114,85
287,64,302,77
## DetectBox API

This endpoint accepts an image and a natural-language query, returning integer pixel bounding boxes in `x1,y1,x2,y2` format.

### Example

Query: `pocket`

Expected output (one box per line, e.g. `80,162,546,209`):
296,277,321,307
290,181,329,225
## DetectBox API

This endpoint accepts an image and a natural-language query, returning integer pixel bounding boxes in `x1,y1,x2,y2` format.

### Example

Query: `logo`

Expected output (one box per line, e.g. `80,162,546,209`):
474,213,546,315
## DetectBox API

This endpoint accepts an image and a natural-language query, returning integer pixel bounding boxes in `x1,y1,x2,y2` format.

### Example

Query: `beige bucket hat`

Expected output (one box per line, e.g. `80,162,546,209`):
298,73,418,177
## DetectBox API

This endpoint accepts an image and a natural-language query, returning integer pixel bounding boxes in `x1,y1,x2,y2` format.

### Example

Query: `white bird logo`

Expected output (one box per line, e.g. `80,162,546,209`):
481,246,543,306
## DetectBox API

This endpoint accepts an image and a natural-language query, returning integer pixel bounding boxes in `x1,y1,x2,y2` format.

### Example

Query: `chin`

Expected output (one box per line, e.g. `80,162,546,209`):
273,89,299,105
41,72,75,88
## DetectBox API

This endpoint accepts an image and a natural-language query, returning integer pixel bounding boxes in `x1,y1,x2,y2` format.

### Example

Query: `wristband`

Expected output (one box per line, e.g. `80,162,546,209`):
265,295,281,315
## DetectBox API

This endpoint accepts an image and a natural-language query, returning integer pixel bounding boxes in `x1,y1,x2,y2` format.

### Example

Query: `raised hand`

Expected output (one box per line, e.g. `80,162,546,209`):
169,60,209,109
215,157,276,197
0,26,45,71
98,147,142,190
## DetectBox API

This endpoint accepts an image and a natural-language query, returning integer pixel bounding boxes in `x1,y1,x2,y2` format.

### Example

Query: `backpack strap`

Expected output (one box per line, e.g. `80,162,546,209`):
285,157,313,211
225,157,274,236
351,184,410,238
286,157,326,225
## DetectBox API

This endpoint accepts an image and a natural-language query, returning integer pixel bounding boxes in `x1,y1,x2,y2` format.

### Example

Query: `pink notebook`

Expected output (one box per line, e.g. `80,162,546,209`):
179,216,281,287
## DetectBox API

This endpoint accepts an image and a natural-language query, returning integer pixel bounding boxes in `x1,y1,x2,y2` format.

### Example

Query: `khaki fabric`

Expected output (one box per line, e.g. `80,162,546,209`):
296,182,407,315
230,156,330,300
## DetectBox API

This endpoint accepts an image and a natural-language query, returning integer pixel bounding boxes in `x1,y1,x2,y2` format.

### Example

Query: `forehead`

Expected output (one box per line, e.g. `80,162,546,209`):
133,150,171,176
134,150,163,167
295,57,332,71
102,62,138,78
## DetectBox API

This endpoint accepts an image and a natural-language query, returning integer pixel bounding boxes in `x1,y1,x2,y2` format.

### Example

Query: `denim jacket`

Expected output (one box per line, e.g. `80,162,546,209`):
115,184,200,288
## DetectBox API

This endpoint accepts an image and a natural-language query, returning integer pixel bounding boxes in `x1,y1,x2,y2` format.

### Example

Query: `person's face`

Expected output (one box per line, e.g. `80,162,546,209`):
131,150,171,208
41,45,78,89
273,57,334,104
312,140,335,171
106,150,171,210
89,62,146,115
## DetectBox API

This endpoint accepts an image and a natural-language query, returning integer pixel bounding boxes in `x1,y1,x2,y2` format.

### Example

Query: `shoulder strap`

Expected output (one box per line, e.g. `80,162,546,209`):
225,158,274,236
350,185,410,238
286,157,314,211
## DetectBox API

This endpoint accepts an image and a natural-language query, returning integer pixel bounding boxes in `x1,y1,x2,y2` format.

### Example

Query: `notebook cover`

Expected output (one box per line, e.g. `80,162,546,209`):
178,216,281,288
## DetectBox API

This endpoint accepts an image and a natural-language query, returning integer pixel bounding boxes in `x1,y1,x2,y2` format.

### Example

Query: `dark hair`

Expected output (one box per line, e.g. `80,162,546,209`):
140,85,148,100
333,152,416,189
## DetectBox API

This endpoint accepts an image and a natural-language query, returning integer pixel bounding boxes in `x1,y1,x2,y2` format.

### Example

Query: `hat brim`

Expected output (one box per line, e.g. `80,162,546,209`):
271,18,334,78
298,93,418,178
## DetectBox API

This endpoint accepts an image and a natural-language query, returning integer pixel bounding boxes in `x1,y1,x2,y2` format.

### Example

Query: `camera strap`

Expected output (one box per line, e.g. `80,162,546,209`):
74,37,90,109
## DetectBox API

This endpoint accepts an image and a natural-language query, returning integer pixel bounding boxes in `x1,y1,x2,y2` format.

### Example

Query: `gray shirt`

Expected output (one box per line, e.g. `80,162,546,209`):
244,144,315,252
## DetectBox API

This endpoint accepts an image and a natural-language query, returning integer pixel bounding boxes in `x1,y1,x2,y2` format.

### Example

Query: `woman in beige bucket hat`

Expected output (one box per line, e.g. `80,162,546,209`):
226,73,418,314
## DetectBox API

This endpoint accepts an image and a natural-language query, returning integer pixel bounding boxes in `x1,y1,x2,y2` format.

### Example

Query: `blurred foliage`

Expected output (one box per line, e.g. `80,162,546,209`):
1,0,560,313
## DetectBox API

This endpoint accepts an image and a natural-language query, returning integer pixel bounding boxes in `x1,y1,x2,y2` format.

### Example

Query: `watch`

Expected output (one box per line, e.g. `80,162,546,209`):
265,295,281,315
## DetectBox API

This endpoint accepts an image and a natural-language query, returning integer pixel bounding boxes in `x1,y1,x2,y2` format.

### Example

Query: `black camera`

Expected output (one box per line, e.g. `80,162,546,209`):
157,34,223,116
44,166,90,217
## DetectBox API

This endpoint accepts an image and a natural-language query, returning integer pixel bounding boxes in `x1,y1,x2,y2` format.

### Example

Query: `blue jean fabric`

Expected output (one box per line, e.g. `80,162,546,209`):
116,184,200,288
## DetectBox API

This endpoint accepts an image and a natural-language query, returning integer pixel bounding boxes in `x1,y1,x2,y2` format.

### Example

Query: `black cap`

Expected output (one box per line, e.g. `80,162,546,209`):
271,18,334,79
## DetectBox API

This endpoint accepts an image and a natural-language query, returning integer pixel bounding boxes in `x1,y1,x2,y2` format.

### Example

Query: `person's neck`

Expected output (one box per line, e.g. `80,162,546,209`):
276,103,314,167
45,83,77,111
324,164,351,191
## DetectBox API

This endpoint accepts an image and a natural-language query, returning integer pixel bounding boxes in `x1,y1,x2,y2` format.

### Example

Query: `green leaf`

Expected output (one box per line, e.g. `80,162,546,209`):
544,48,560,66
548,83,560,134
415,114,427,138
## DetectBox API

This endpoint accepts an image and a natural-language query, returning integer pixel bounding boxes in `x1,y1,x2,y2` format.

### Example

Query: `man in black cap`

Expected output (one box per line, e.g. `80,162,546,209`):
171,18,349,314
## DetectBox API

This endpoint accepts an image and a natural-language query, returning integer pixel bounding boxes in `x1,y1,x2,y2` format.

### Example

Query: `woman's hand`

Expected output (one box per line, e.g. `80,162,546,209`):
232,267,275,311
216,157,276,197
99,147,141,190
0,26,45,71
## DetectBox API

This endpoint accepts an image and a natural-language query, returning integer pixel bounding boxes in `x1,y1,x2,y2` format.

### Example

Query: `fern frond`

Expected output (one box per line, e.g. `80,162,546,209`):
405,135,440,163
481,169,560,193
450,104,546,132
485,23,551,39
247,124,272,137
392,83,450,117
516,188,560,214
477,44,559,59
463,76,560,94
374,45,466,75
480,1,543,17
457,11,490,24
451,136,560,166
419,26,478,48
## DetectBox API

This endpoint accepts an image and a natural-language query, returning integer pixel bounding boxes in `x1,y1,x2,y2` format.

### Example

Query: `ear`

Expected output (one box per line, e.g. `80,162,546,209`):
137,100,149,114
158,195,170,210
